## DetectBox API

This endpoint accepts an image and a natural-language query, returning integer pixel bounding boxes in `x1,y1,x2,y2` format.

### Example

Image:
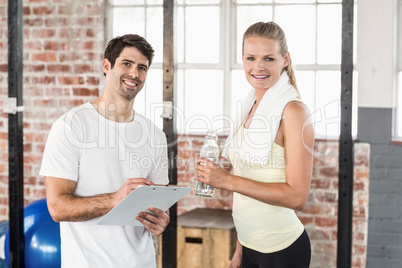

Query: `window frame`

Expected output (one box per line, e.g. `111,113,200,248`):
395,0,402,141
105,0,349,138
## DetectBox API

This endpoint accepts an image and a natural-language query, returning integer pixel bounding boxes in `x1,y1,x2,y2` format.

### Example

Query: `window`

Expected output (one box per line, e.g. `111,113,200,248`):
107,0,165,130
107,0,355,138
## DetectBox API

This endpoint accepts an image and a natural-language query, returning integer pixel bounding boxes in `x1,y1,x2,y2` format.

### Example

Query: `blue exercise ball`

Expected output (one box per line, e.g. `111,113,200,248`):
4,198,61,268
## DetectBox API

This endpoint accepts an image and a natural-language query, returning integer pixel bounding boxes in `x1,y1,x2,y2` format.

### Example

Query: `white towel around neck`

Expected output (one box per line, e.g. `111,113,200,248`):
222,72,299,164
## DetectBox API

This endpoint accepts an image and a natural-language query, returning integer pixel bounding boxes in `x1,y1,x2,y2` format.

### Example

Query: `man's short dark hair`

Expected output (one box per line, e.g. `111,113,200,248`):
103,34,155,76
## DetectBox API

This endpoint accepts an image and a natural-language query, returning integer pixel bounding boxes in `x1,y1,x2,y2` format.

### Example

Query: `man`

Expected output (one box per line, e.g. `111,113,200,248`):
40,34,170,267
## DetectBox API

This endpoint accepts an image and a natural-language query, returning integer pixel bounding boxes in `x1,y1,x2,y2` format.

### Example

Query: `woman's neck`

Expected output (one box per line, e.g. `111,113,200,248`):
254,87,269,105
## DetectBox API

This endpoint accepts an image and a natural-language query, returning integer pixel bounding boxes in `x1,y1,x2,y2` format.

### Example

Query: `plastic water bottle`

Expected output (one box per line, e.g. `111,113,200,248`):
195,131,219,197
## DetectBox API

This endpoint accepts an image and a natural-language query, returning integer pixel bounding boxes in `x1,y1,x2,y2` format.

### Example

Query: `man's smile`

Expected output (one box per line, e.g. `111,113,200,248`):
123,79,140,89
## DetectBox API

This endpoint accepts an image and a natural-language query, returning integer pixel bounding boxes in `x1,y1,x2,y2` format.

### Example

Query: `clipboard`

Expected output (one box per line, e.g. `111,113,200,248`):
97,185,191,226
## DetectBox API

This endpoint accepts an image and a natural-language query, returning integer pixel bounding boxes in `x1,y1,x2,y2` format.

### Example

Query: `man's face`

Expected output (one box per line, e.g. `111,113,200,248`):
103,46,149,100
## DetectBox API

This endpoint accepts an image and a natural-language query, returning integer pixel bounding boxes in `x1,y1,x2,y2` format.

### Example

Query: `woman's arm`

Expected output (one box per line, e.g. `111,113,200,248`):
196,101,314,211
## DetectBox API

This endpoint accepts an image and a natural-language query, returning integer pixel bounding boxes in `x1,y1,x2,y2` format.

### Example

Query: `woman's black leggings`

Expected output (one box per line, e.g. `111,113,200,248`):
242,230,311,268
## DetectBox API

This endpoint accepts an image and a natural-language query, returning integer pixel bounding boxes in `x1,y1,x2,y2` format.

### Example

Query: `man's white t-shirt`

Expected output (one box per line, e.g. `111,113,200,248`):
39,103,169,268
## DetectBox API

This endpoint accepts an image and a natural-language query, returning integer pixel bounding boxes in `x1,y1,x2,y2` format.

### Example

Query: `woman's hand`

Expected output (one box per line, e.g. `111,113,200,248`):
229,240,243,268
196,158,233,190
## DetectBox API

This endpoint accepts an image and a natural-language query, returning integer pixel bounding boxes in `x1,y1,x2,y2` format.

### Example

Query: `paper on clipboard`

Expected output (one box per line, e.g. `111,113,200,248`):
97,185,191,226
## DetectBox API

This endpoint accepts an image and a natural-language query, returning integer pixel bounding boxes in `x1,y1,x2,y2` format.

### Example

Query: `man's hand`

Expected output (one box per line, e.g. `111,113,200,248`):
45,176,156,222
136,207,170,236
112,178,155,207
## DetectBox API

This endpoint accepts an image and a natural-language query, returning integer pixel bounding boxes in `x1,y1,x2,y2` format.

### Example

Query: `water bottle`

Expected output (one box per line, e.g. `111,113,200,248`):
195,131,219,197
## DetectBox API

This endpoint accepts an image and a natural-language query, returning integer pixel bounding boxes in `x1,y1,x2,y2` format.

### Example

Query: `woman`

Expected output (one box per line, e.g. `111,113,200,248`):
196,21,314,268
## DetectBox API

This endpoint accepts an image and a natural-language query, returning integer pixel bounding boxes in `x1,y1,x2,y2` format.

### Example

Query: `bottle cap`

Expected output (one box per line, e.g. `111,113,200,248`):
205,130,218,140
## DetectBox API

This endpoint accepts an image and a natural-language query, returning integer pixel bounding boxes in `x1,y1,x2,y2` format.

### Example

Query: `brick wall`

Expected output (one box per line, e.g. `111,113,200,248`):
177,137,369,268
0,0,105,210
0,1,369,268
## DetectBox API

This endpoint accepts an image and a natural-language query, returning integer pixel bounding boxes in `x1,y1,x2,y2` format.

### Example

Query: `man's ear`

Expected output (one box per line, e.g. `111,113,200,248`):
102,59,111,74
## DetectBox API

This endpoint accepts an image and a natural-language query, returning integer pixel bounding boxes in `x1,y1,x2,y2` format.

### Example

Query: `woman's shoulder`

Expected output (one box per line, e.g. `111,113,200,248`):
283,99,311,118
281,99,314,140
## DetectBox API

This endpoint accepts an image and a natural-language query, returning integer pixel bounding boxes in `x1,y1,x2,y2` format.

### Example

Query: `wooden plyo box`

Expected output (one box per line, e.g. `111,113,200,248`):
177,208,237,268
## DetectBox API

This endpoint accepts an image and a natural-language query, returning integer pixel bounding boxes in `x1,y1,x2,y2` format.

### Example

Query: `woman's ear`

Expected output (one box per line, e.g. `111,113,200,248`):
284,51,290,68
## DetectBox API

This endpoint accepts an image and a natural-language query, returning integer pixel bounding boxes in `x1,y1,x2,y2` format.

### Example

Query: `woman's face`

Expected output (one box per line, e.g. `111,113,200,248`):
242,36,289,91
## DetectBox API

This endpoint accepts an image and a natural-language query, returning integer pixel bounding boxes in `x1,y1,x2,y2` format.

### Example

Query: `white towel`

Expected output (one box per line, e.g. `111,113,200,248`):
222,72,299,164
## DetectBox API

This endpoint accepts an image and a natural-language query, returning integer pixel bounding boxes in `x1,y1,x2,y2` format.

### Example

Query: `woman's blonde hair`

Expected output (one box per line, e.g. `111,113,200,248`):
242,21,300,95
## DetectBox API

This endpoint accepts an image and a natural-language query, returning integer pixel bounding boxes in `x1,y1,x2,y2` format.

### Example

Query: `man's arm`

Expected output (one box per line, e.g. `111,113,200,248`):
45,176,155,222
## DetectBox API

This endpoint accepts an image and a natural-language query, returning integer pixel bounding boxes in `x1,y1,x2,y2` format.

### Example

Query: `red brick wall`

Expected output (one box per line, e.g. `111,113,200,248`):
0,0,105,208
0,1,368,268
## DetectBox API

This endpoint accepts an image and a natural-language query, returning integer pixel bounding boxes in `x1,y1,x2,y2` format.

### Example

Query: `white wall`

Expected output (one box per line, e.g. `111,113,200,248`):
357,0,396,108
